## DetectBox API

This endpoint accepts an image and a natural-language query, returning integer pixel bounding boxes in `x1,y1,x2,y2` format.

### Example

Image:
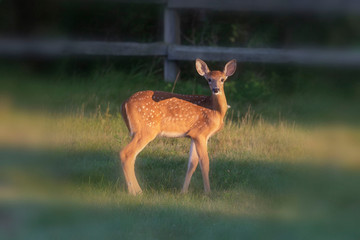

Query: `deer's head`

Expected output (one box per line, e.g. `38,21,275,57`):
195,59,237,95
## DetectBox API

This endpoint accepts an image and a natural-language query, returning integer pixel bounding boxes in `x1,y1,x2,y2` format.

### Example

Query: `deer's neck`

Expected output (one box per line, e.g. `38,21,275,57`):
211,93,228,119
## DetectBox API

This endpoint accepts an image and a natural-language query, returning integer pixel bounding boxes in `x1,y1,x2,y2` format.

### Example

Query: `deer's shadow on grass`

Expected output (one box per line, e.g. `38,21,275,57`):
1,146,360,200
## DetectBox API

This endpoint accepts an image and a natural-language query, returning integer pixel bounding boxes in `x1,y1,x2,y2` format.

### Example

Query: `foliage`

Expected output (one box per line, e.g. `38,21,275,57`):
1,1,360,103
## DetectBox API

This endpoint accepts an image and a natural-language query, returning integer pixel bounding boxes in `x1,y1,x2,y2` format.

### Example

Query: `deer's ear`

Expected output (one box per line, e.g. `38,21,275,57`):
224,59,237,76
195,59,210,76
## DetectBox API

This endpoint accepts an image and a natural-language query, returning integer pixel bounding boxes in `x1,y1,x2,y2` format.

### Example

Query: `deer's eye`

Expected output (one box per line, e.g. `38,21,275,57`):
221,78,224,82
208,78,211,83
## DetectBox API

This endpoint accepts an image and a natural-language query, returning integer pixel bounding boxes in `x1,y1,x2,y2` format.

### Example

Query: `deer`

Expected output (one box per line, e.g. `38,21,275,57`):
119,59,237,195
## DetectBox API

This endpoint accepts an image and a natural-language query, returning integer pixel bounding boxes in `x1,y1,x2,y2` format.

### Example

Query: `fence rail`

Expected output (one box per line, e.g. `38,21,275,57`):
1,0,360,81
168,0,360,13
0,39,167,57
168,45,360,66
2,39,360,66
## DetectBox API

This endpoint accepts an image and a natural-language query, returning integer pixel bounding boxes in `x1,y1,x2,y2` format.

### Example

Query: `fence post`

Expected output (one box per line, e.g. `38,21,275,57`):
164,8,180,82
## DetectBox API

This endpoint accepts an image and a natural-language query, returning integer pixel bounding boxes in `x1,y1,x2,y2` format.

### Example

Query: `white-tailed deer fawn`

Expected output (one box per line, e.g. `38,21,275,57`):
120,59,237,195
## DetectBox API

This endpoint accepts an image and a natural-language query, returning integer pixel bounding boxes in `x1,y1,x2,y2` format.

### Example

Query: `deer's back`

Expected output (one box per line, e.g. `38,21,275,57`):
122,91,221,137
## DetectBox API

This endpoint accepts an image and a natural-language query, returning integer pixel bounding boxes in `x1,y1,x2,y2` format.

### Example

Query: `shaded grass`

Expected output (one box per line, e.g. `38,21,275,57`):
1,146,360,240
2,196,359,240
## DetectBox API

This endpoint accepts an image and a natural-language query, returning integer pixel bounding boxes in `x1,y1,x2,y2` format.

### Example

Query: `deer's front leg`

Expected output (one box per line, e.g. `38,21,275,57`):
194,137,210,193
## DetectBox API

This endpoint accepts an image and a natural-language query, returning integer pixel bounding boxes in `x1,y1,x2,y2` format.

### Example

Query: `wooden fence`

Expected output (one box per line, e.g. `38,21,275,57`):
1,0,360,81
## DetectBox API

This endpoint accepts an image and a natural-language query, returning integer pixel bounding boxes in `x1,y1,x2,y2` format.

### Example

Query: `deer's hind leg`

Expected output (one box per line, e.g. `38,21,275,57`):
120,131,156,195
193,137,210,193
181,140,199,193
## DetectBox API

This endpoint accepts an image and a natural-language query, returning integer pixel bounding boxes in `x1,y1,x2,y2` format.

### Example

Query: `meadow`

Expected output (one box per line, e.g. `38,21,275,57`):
0,64,359,239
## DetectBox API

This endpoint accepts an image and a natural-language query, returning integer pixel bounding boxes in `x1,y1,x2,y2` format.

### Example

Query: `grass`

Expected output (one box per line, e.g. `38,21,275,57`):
0,66,359,239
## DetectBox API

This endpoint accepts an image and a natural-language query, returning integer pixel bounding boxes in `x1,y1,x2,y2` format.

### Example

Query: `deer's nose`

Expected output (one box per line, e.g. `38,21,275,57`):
212,88,220,94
